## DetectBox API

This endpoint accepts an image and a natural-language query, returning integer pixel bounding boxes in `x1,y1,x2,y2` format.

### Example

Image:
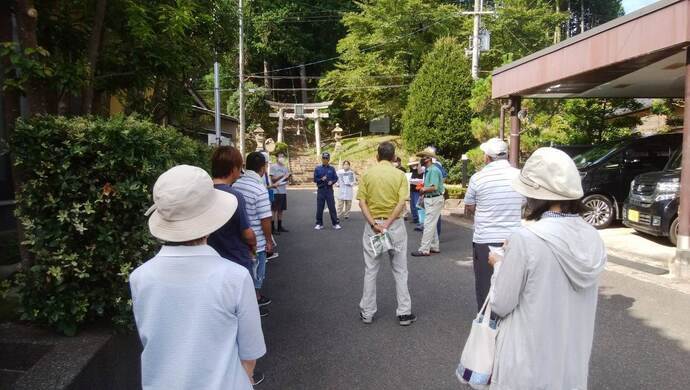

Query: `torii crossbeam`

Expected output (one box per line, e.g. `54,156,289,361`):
267,100,333,157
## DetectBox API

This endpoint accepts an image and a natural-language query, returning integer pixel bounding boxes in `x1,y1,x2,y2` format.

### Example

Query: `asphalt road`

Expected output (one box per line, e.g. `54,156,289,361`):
257,189,690,390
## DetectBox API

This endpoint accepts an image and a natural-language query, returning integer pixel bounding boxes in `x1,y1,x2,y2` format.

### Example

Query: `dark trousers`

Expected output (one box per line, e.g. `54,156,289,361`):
410,191,420,223
316,187,339,226
472,242,502,311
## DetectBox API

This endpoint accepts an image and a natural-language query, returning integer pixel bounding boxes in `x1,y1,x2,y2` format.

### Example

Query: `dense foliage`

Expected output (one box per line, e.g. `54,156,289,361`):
11,116,210,335
402,37,474,159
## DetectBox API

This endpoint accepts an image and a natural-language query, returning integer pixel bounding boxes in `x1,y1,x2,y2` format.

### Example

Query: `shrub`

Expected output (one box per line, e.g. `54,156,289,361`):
11,115,211,335
445,184,466,199
402,37,476,159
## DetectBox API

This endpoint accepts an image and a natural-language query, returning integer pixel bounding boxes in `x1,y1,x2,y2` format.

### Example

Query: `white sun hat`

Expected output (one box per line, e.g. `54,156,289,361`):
479,137,508,158
145,165,238,242
511,147,584,201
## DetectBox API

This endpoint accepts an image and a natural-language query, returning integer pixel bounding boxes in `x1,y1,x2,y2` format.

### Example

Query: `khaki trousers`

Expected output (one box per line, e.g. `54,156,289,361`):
337,199,352,219
418,196,443,253
359,218,412,318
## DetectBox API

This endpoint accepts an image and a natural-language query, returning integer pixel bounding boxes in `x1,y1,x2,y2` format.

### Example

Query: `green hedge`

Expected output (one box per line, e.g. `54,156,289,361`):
11,115,211,335
445,184,466,200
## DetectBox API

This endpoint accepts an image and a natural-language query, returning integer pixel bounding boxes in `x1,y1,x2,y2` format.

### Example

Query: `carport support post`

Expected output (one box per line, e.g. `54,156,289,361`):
509,96,521,168
670,50,690,278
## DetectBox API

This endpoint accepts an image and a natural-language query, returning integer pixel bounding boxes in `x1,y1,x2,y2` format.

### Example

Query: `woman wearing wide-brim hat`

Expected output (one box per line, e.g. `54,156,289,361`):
488,147,606,390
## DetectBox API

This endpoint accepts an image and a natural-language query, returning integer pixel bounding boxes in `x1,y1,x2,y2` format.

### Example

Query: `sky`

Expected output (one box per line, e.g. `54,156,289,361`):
623,0,660,13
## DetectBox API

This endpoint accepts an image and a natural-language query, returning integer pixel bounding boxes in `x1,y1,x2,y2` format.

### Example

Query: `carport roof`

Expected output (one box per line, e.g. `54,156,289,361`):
491,0,690,99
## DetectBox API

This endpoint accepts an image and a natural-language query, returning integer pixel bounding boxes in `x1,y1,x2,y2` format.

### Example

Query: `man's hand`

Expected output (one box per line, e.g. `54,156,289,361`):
371,223,385,234
321,176,327,181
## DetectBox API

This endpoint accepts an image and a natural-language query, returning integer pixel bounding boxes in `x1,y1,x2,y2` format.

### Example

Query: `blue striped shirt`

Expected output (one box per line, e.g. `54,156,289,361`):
464,160,524,244
233,170,273,252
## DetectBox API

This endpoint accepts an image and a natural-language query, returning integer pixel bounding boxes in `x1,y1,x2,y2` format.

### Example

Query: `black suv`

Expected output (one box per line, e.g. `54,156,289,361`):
573,132,682,229
623,149,681,245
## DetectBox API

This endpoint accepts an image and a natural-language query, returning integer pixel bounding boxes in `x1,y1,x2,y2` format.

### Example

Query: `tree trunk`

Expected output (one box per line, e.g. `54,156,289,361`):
1,2,34,268
81,0,108,115
15,0,47,116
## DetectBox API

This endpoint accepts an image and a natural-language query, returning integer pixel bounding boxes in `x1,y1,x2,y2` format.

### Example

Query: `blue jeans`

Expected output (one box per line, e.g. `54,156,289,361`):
253,251,267,290
410,191,420,224
316,187,339,226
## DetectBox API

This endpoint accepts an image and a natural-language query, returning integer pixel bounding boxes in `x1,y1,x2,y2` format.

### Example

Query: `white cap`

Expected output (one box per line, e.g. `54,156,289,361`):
511,147,584,201
146,165,238,242
480,138,508,158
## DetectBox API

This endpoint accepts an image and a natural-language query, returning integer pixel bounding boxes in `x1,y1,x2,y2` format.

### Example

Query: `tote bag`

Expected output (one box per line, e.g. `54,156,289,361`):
455,296,498,389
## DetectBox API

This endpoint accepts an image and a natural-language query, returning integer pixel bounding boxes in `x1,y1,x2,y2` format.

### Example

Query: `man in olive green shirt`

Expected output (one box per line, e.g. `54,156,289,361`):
357,142,416,326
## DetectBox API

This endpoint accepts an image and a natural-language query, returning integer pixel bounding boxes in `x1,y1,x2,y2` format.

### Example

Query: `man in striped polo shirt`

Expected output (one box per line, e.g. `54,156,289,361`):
234,152,275,310
463,138,524,311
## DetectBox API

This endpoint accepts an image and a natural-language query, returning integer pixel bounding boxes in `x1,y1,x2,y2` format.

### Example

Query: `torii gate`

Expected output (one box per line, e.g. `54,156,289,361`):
267,100,333,157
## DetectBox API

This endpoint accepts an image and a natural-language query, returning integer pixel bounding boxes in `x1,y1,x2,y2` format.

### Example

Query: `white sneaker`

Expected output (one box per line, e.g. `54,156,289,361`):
314,224,324,230
267,252,279,261
334,224,342,230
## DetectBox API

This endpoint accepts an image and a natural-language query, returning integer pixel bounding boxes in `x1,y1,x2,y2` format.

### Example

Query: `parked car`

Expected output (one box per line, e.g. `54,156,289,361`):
623,149,681,245
573,132,682,229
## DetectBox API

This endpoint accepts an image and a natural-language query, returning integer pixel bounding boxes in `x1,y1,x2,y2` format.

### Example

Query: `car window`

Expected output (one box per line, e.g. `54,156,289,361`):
666,149,682,171
572,142,619,169
623,138,675,170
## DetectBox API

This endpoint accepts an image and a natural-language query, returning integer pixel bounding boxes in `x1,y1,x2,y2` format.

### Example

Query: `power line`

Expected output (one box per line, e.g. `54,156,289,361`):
196,84,410,93
250,15,456,76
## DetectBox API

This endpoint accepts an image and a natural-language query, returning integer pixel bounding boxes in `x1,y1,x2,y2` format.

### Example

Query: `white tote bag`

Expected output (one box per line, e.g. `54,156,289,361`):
455,296,498,389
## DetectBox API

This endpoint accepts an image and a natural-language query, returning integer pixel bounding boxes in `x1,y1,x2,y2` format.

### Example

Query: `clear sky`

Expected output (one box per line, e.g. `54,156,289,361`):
623,0,660,13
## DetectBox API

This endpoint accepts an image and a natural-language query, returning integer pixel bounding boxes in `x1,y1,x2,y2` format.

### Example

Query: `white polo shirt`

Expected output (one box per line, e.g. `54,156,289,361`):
130,245,266,390
464,159,524,244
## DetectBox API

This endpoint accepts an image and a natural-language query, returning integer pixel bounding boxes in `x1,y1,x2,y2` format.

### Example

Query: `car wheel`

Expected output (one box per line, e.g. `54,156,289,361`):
581,194,615,229
669,217,679,246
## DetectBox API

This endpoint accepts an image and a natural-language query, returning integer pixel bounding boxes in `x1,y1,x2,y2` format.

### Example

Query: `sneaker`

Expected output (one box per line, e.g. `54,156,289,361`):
430,249,441,254
278,226,289,233
398,313,417,326
414,225,423,231
411,251,430,257
333,224,342,230
266,252,279,261
252,371,265,386
258,295,272,306
259,306,269,317
314,224,324,230
359,312,373,324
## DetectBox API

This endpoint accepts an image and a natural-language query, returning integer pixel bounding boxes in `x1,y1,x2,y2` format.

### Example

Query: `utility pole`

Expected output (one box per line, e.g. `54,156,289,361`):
238,0,246,156
471,0,481,80
462,0,493,80
213,58,221,145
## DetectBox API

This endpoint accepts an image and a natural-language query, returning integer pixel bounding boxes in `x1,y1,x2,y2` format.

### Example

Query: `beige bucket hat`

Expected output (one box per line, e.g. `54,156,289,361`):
416,146,438,159
407,156,420,166
145,165,238,242
511,147,584,201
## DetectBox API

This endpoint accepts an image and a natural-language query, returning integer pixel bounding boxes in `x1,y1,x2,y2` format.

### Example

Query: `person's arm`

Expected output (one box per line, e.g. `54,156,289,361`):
359,199,384,234
256,191,274,253
463,176,477,219
260,217,273,253
491,232,529,317
241,228,257,252
236,272,266,382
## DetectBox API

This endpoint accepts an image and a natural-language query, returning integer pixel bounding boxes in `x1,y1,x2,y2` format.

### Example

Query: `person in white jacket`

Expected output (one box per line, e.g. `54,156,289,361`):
488,147,607,390
336,160,357,219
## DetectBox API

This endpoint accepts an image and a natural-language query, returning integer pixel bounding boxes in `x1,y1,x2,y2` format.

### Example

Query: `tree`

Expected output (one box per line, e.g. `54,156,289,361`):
561,98,642,144
319,0,467,129
402,37,475,159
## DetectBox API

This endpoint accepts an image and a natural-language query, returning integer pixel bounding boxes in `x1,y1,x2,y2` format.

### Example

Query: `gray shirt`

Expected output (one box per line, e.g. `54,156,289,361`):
490,216,606,390
270,163,290,194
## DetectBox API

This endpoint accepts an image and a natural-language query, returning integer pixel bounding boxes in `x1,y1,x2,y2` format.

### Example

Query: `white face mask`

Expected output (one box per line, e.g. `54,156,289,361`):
418,166,426,174
278,157,286,164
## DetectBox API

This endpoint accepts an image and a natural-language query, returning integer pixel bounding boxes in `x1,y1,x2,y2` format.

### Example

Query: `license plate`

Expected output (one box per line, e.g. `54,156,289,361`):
628,209,640,223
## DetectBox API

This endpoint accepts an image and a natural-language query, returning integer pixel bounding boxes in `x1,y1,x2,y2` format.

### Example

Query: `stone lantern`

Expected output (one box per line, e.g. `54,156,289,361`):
332,123,344,151
253,125,265,151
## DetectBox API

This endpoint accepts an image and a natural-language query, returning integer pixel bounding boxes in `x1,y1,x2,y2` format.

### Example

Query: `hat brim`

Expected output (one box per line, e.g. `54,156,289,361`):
416,151,437,159
510,174,582,201
148,189,238,242
480,143,507,158
407,161,419,166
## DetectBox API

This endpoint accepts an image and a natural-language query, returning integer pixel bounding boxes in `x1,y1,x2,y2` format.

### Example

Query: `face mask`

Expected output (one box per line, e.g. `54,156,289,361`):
418,166,426,174
278,157,286,164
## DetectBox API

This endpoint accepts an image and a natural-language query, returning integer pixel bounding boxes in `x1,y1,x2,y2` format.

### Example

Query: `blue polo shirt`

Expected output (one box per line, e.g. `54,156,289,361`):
208,184,253,272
